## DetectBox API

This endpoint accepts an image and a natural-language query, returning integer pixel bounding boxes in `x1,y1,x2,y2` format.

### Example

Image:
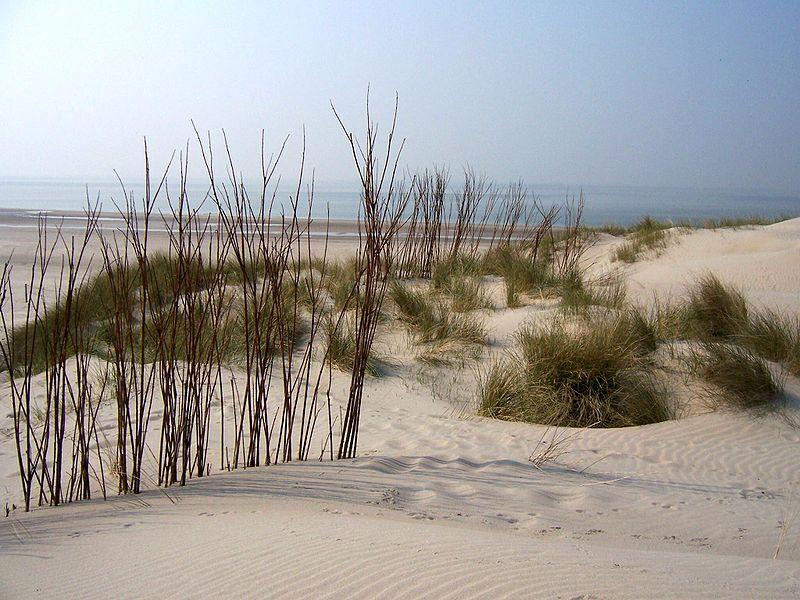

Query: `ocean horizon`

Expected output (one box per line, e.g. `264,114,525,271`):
1,177,798,227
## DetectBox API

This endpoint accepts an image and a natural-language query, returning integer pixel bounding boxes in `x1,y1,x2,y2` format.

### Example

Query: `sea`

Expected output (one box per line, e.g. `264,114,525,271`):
1,178,798,228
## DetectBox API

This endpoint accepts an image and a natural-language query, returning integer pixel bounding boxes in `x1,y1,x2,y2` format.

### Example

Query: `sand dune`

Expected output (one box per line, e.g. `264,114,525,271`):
2,220,800,598
618,218,800,312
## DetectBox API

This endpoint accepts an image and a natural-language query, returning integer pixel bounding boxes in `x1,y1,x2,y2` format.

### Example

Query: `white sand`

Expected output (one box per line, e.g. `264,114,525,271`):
2,219,800,598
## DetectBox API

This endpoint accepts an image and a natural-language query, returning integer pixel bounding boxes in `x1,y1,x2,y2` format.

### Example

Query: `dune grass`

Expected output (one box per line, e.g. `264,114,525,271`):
481,244,556,307
700,215,793,229
321,257,363,311
431,253,482,288
740,310,800,376
628,299,687,348
613,216,671,263
2,249,326,375
2,251,229,374
430,258,493,312
389,282,487,347
689,343,785,410
478,316,672,427
608,215,797,263
592,214,793,237
678,274,799,376
681,273,749,340
559,270,627,314
323,315,385,376
445,276,494,312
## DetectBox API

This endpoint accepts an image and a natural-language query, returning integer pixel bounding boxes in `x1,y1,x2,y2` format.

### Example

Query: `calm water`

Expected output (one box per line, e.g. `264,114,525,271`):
1,178,798,227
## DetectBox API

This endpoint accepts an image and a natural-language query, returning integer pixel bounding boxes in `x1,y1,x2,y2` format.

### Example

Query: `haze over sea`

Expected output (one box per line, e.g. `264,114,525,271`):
1,177,798,227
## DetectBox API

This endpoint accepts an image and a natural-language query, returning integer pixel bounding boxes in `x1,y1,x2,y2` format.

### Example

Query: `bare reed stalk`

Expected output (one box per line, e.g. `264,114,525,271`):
447,169,492,262
397,168,448,278
0,218,57,510
99,144,170,493
332,93,410,459
0,207,104,508
197,125,293,468
57,205,103,503
151,148,234,486
277,198,339,462
553,192,589,277
272,133,319,463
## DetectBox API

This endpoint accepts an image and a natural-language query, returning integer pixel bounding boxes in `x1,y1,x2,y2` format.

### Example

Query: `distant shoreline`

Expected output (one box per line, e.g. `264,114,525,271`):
0,206,796,236
2,178,799,227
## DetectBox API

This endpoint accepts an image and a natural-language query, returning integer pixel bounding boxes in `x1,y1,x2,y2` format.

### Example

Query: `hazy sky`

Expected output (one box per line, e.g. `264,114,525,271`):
1,1,799,192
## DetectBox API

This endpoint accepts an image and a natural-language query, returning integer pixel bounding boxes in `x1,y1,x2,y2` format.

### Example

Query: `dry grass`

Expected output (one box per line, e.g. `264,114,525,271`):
689,343,785,410
559,270,627,314
680,274,799,376
613,216,671,263
478,316,672,428
324,315,385,376
389,282,487,347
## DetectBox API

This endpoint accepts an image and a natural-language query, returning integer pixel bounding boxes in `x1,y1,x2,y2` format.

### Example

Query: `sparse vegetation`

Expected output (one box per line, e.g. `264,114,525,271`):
324,315,385,376
680,274,799,376
478,317,672,428
4,83,795,520
559,270,627,314
592,214,792,237
700,215,793,229
613,216,671,263
389,282,487,347
603,215,795,264
689,343,785,410
0,95,408,508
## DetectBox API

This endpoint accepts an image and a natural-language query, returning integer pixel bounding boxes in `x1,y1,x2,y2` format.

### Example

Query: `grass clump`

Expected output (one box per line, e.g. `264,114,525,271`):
626,300,686,349
591,223,628,236
389,282,486,347
418,304,486,345
613,216,671,263
740,310,800,376
689,343,784,410
445,276,493,312
681,274,800,375
321,257,363,311
390,282,432,327
682,274,748,340
430,254,492,311
482,244,556,307
559,270,626,314
323,315,385,376
431,253,482,287
478,317,672,428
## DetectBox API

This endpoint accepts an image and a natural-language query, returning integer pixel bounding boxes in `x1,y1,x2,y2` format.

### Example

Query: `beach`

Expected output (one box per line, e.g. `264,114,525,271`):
1,215,799,598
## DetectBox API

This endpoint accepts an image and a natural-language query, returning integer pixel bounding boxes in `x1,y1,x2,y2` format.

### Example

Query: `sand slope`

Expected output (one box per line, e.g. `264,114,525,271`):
2,219,800,598
617,219,800,312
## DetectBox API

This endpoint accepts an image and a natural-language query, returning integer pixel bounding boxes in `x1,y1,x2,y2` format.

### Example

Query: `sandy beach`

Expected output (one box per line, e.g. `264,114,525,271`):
1,215,799,599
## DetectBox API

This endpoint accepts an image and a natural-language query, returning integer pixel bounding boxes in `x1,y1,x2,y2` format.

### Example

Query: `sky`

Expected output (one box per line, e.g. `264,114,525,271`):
1,0,799,192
